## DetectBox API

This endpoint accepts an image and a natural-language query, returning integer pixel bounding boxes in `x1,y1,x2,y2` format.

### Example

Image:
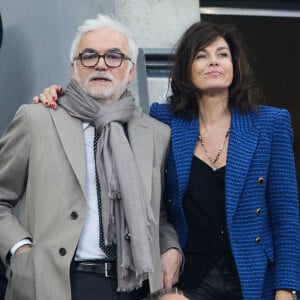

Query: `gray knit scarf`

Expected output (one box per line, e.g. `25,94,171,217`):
60,79,154,291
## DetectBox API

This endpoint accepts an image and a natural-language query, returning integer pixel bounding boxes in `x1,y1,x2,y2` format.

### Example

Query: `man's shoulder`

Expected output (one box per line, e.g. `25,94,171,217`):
140,111,170,134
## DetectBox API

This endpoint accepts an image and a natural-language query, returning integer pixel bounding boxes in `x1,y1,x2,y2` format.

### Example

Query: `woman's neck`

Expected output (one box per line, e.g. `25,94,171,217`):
197,91,231,129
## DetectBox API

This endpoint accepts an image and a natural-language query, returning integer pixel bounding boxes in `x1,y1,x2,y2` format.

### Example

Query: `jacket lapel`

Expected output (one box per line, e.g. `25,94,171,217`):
50,108,87,199
171,117,199,197
127,108,153,202
226,108,258,226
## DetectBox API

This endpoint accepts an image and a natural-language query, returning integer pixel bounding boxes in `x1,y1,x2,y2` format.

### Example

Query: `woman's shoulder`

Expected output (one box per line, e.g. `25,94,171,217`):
149,102,172,125
252,105,291,123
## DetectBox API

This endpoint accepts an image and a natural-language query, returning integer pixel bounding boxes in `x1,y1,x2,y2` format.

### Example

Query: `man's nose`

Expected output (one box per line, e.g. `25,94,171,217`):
95,56,108,70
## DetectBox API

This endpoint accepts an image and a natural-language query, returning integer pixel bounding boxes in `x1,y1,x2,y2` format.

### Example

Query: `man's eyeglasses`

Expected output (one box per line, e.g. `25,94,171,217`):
74,49,132,68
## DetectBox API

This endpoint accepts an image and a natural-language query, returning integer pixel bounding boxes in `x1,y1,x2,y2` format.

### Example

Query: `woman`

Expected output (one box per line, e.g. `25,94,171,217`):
149,22,300,300
35,22,300,300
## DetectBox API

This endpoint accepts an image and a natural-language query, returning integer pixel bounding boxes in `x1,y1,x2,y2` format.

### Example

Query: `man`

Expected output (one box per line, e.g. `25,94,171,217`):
144,288,190,300
0,14,181,300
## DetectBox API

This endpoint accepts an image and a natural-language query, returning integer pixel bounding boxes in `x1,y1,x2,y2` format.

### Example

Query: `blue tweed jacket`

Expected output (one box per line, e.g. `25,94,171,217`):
150,103,300,300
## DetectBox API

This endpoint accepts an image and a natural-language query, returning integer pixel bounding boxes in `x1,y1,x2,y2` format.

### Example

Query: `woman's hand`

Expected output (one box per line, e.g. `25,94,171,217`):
275,289,296,300
33,84,64,109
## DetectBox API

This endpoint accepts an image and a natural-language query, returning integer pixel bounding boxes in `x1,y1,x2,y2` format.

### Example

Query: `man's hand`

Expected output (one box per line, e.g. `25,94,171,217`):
33,84,64,109
14,244,32,256
161,248,182,288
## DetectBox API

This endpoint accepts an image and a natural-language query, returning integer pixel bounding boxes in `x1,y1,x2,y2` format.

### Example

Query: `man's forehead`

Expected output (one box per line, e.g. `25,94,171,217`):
78,28,128,53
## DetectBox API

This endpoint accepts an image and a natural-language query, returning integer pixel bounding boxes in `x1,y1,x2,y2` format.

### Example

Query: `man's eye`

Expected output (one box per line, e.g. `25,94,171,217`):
82,53,98,60
106,53,122,60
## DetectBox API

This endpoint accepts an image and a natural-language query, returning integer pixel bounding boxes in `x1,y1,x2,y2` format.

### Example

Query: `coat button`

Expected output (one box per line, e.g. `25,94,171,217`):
70,211,78,220
256,208,261,216
59,248,67,256
125,233,131,241
257,177,264,184
255,237,261,244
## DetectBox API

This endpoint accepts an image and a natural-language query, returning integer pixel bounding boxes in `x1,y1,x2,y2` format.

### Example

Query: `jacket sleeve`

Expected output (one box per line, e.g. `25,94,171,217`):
0,105,32,264
158,129,181,254
268,109,300,291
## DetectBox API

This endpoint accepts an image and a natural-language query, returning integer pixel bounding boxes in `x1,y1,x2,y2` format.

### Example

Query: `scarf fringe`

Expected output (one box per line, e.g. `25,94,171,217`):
117,268,152,292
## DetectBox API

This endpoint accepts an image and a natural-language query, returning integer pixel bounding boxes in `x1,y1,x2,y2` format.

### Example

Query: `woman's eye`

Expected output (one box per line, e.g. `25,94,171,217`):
195,54,206,59
219,52,229,57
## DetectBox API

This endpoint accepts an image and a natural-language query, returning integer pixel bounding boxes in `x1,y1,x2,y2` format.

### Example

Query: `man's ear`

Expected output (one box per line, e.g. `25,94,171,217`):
71,63,76,79
127,64,135,84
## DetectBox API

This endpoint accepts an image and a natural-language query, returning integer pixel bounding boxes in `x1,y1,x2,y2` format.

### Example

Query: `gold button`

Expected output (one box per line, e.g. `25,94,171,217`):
255,237,261,244
258,177,264,184
256,208,261,216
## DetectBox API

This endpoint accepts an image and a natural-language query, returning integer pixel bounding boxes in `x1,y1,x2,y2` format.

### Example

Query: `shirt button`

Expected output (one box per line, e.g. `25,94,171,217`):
70,211,78,220
59,248,67,256
256,208,261,216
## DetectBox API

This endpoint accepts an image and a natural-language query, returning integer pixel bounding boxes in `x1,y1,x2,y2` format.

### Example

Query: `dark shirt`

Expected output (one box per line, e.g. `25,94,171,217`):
179,155,235,289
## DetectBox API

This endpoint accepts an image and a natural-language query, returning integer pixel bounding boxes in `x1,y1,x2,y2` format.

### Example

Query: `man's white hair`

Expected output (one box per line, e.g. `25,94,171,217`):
70,14,138,64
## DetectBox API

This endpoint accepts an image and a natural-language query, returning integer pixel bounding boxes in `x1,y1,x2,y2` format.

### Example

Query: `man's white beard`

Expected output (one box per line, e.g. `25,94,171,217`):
74,64,130,103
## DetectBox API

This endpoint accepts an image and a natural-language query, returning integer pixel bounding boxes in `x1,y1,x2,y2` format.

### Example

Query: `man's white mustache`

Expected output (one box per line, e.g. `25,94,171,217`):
88,72,113,81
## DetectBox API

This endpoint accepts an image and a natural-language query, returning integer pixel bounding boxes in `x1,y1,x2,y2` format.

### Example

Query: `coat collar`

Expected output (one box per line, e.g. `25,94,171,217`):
50,108,87,199
127,107,153,202
225,107,259,226
171,117,199,197
170,107,259,224
50,106,152,202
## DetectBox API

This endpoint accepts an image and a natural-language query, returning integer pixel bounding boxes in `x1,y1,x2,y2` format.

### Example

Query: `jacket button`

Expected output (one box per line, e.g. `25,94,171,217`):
255,237,261,244
59,248,67,256
256,208,261,216
257,177,264,184
125,233,131,241
70,211,78,220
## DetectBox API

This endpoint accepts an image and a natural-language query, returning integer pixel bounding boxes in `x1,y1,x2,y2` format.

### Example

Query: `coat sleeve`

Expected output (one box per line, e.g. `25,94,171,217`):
268,109,300,291
0,105,33,264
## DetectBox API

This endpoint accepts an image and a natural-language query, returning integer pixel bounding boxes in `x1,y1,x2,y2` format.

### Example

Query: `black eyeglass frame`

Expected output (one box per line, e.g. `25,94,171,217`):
74,50,132,68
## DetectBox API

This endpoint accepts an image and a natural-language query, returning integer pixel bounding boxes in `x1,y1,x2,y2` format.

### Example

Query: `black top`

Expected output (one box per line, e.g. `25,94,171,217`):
179,155,235,289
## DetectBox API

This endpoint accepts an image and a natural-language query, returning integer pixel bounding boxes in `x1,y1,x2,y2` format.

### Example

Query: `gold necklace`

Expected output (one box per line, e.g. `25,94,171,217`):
198,128,230,171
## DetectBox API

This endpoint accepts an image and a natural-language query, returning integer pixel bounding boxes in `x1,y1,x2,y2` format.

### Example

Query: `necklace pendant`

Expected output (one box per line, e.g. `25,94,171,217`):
211,164,217,171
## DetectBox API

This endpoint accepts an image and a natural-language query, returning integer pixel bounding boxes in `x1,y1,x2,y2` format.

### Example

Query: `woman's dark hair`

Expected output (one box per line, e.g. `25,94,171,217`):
168,21,262,119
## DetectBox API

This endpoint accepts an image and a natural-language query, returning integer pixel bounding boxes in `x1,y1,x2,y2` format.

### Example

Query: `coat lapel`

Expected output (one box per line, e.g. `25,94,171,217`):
50,108,87,199
171,117,199,197
127,108,153,202
226,108,259,226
